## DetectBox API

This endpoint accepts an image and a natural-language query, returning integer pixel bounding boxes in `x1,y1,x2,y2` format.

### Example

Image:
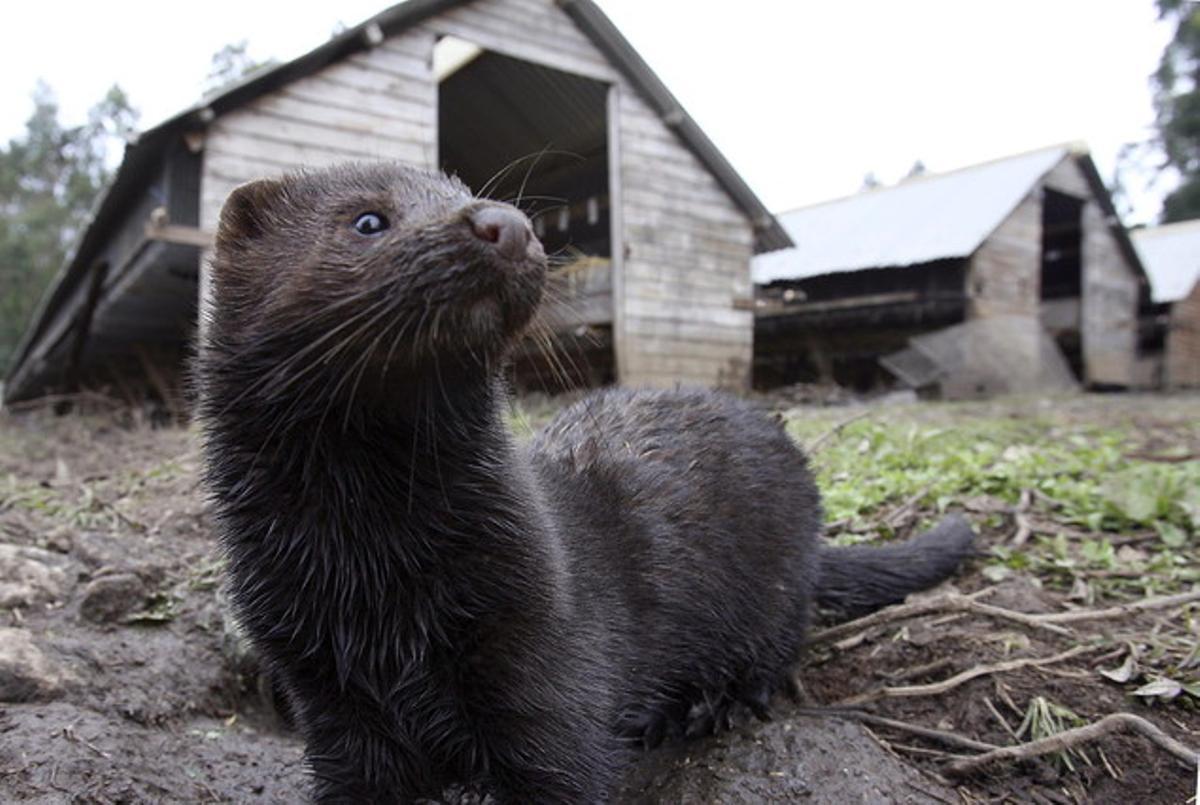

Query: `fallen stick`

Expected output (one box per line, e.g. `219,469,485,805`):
810,590,1071,645
945,712,1199,776
811,590,991,644
883,484,933,530
1032,589,1200,624
837,646,1090,706
795,706,998,753
807,409,872,453
1010,488,1033,547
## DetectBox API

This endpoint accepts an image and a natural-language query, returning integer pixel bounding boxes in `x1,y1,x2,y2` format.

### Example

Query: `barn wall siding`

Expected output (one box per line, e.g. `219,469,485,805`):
965,190,1041,319
616,87,754,389
1166,281,1200,388
964,157,1141,388
1043,158,1143,388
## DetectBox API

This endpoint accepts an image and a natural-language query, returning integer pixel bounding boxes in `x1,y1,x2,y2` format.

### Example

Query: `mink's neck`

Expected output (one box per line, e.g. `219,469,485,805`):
205,367,564,688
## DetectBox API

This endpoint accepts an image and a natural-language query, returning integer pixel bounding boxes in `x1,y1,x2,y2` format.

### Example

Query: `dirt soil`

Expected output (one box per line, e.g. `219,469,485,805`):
0,394,1197,803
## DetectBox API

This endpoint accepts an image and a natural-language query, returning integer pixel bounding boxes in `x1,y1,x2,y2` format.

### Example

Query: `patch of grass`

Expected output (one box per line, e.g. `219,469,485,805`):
789,412,1198,537
1016,696,1093,771
784,404,1199,599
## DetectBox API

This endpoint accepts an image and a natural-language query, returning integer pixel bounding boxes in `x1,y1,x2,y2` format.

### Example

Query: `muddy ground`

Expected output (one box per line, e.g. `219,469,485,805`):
0,392,1197,803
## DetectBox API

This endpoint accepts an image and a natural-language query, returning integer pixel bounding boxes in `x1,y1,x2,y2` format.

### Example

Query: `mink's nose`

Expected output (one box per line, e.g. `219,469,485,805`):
469,205,531,261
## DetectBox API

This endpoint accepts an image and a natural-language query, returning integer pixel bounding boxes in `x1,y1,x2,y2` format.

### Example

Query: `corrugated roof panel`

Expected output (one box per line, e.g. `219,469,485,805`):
1132,220,1200,304
752,145,1070,284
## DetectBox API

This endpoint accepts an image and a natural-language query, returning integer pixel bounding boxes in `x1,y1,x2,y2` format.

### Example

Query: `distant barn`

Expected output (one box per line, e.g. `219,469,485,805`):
4,0,789,406
1133,220,1200,389
752,145,1152,396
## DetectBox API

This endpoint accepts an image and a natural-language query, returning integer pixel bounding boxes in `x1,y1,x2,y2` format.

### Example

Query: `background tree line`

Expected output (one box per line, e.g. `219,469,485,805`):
0,42,271,378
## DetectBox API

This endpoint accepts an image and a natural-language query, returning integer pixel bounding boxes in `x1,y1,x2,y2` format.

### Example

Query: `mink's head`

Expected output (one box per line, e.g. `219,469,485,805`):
204,162,545,404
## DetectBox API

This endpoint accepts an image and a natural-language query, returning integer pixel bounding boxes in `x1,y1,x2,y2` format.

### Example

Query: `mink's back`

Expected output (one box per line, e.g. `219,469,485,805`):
528,388,824,728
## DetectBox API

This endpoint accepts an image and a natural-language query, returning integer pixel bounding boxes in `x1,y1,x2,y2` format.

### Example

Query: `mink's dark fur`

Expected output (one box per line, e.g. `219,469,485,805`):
197,162,975,803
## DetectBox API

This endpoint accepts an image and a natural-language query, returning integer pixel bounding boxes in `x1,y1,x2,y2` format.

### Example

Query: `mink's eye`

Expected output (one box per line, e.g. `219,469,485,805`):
353,212,388,236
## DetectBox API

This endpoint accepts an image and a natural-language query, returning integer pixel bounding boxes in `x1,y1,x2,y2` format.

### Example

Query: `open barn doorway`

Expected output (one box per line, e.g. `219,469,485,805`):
1039,188,1086,380
435,37,615,391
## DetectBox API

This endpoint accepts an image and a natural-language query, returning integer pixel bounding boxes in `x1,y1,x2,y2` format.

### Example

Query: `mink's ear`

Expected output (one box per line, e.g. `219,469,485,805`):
216,178,287,249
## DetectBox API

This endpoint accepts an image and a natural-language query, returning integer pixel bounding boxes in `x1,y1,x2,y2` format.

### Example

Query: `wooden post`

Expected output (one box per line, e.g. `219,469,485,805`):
60,261,110,398
606,82,627,385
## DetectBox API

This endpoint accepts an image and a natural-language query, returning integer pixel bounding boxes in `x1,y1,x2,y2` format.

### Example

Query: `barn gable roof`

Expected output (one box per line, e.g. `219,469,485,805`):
138,0,788,251
752,144,1140,286
5,0,789,403
1132,219,1200,304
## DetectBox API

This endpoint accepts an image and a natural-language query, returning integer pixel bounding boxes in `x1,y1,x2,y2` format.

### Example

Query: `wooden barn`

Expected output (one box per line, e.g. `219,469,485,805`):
3,0,789,406
751,145,1151,395
1133,220,1200,389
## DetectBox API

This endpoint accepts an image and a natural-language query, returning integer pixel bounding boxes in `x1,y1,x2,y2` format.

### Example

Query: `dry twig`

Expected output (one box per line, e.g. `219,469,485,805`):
795,706,998,753
1010,488,1033,547
807,409,872,453
810,590,1072,645
1032,590,1200,625
883,484,933,531
945,713,1199,776
837,646,1091,706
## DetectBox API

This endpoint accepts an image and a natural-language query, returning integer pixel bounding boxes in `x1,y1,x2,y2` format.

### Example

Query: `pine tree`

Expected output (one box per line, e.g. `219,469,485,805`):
1154,0,1200,222
0,82,137,374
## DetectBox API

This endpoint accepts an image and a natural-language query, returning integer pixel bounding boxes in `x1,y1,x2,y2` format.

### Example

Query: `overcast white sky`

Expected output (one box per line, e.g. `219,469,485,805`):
0,1,1176,224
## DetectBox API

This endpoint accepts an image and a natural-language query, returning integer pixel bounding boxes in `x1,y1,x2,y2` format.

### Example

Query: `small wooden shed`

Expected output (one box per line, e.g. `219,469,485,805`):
3,0,789,405
1133,220,1200,389
752,145,1151,393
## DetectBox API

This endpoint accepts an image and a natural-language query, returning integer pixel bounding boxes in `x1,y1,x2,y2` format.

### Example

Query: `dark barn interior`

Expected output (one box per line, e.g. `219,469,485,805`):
437,44,615,390
753,260,967,391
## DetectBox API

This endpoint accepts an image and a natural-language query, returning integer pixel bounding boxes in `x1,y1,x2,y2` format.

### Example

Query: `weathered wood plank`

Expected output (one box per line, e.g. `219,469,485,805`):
619,281,739,309
203,148,314,182
253,91,435,137
622,190,747,228
346,48,432,82
624,298,748,328
277,80,434,128
624,253,740,281
966,191,1041,318
623,353,743,382
215,107,432,158
315,59,437,106
625,317,752,346
621,152,728,196
442,0,605,65
1166,282,1200,387
625,214,755,249
1081,201,1137,386
424,17,618,82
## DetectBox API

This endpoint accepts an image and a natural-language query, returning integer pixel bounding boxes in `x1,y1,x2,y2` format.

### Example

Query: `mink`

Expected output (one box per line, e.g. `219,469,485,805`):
196,161,974,803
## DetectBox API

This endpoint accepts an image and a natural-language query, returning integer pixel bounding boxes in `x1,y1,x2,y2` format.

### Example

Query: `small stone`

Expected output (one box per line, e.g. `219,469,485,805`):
0,627,66,702
0,544,70,608
79,573,147,623
43,526,74,554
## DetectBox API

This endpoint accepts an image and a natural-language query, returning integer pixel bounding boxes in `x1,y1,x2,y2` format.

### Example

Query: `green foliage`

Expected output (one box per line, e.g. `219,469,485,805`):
789,412,1199,540
1016,697,1092,771
204,41,278,97
0,82,138,374
786,407,1200,601
1153,0,1200,221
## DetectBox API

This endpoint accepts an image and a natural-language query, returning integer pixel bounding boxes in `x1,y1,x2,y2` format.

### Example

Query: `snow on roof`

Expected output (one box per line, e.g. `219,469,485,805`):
752,145,1072,284
1132,220,1200,304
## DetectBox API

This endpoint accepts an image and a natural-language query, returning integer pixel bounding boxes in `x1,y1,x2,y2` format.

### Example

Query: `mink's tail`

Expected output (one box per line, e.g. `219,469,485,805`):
815,513,976,617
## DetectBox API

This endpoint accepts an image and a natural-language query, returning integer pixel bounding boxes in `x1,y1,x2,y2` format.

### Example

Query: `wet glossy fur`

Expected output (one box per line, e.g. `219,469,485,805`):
197,162,974,802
